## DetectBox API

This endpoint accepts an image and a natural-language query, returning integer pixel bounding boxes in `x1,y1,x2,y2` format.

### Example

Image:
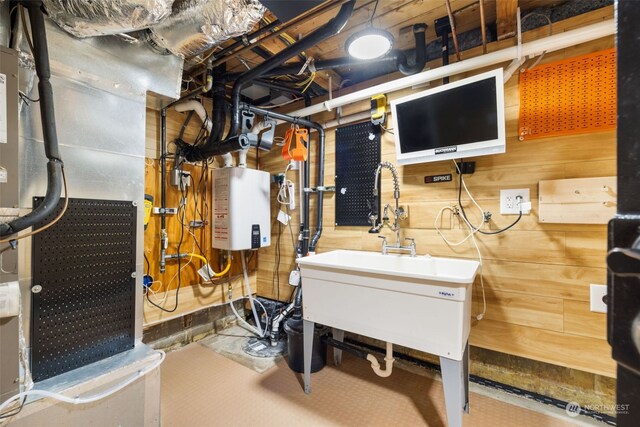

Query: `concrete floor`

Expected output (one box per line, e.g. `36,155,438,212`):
160,340,604,426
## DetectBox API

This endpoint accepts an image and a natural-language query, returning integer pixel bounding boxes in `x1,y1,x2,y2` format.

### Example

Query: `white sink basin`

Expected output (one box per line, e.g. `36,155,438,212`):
297,249,479,284
296,250,479,360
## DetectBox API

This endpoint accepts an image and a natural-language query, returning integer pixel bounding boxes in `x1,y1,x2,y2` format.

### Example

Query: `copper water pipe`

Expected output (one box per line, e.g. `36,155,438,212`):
445,0,462,61
479,0,487,54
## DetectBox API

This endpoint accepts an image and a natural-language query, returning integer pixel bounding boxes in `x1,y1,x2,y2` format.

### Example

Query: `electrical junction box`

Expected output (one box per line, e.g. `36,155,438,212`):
212,167,271,250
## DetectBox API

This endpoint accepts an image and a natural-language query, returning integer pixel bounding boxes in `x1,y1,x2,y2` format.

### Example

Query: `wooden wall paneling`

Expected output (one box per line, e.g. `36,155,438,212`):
470,319,615,377
472,289,564,332
538,177,617,224
143,103,260,325
256,10,616,377
479,260,605,301
564,300,607,340
143,273,257,326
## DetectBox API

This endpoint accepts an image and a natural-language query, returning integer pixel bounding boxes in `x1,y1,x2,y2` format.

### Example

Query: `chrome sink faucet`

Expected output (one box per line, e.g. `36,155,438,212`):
368,161,416,257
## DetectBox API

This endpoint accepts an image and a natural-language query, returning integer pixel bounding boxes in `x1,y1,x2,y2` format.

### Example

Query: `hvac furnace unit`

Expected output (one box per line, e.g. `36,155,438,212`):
212,167,271,250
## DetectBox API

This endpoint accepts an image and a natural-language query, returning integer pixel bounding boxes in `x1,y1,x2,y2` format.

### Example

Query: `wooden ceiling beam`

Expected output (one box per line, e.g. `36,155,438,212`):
496,0,519,40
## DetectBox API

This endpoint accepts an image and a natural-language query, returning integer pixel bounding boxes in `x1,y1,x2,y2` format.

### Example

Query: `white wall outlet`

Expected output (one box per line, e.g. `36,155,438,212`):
590,284,608,313
500,188,531,215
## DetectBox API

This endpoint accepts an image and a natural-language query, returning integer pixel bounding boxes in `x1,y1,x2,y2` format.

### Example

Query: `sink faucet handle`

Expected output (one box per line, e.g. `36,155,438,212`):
378,236,387,242
405,237,415,245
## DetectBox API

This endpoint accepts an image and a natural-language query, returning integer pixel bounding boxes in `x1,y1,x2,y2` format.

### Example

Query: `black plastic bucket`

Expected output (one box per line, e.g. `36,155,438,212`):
284,318,327,373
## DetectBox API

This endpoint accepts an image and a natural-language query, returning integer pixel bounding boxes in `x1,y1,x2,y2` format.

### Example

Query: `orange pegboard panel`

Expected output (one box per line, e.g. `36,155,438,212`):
518,48,616,141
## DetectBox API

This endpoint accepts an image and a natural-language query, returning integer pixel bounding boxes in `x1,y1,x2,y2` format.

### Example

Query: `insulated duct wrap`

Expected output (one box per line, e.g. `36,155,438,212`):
43,0,174,38
148,0,265,58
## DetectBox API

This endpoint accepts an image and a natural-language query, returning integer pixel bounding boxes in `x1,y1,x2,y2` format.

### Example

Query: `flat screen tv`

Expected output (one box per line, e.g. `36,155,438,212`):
391,69,505,165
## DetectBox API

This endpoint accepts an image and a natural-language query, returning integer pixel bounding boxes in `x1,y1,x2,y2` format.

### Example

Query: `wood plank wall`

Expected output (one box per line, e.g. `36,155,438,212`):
143,104,257,325
257,6,616,377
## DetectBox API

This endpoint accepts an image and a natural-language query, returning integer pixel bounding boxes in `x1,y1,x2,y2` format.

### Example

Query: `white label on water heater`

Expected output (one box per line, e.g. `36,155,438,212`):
213,177,229,242
0,73,7,145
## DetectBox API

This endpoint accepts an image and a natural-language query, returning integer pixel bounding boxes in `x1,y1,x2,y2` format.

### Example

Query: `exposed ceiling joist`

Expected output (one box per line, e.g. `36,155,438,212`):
496,0,519,40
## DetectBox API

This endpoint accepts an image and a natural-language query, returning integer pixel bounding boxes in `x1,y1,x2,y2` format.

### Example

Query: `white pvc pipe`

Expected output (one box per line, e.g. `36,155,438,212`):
174,100,211,132
174,100,234,167
367,342,395,378
241,251,264,336
322,110,370,129
287,19,615,118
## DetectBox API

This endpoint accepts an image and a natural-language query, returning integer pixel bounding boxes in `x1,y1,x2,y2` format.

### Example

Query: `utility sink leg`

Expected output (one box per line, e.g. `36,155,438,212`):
303,320,315,394
440,340,470,427
332,328,344,366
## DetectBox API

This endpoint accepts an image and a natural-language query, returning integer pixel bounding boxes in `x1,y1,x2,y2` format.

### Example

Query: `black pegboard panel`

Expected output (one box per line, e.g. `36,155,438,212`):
31,198,137,382
335,122,381,226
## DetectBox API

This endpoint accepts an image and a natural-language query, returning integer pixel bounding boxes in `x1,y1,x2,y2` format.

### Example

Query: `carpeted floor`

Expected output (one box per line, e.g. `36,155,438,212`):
160,342,587,427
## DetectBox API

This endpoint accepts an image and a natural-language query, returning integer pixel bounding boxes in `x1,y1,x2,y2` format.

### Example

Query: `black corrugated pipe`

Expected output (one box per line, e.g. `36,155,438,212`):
0,2,63,238
241,104,325,254
178,65,231,162
396,24,427,75
225,1,355,142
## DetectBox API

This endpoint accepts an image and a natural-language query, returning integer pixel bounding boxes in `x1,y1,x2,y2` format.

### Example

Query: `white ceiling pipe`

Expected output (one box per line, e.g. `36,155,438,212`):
174,100,234,167
287,19,615,118
174,100,212,133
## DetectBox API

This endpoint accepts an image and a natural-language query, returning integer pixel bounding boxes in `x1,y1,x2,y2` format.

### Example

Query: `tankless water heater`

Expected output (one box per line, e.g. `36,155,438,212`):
212,167,271,250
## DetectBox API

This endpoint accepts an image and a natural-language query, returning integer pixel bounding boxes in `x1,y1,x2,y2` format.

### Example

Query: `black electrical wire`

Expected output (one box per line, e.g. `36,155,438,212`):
272,220,282,302
146,177,188,312
0,397,26,420
370,0,380,24
457,162,522,235
189,164,214,280
144,252,151,276
18,91,40,105
177,110,194,141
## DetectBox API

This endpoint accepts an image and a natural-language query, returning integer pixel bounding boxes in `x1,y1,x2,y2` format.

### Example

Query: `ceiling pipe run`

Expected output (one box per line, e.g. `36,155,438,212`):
286,19,615,119
226,1,355,140
177,1,355,163
202,0,351,71
252,23,427,79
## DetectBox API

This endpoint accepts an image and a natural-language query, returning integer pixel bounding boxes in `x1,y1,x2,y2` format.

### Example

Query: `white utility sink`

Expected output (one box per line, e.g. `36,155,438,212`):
298,249,478,284
296,249,479,360
296,250,480,427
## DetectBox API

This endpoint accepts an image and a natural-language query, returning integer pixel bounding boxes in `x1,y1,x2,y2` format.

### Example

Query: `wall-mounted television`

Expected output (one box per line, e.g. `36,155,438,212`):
391,69,506,165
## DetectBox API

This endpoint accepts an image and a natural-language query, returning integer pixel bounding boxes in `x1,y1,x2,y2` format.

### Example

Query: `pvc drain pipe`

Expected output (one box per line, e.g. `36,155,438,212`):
287,19,615,119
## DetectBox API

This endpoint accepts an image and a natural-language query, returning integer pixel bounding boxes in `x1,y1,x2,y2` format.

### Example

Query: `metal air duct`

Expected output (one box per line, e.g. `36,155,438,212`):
146,0,265,58
43,0,174,37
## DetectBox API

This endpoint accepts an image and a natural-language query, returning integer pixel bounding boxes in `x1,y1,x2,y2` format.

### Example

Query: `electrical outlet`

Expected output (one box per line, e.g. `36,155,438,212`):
500,188,531,215
590,284,608,313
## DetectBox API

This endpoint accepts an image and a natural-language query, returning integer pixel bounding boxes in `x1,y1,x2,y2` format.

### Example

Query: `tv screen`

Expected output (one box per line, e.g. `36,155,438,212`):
391,69,505,165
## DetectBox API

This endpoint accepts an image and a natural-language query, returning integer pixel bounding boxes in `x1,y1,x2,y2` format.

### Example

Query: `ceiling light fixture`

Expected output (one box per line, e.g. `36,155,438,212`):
345,0,393,60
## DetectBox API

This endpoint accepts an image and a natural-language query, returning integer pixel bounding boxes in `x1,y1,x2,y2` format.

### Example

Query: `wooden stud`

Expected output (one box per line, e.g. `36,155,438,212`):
496,0,518,40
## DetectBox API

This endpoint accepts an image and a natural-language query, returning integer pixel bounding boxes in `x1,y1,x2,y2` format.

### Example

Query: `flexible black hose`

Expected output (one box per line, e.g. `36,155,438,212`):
180,65,230,162
0,2,63,238
397,24,427,75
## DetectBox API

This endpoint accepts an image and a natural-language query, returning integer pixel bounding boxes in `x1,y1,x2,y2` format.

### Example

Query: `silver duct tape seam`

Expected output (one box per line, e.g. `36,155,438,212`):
148,0,265,58
43,0,174,38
